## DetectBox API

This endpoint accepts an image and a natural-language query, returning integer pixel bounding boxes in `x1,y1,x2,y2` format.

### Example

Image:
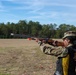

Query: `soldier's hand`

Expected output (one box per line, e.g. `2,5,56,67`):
53,40,58,46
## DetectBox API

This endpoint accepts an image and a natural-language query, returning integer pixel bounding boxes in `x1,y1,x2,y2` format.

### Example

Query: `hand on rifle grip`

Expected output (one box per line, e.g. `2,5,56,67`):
35,38,39,42
52,40,58,46
41,40,47,43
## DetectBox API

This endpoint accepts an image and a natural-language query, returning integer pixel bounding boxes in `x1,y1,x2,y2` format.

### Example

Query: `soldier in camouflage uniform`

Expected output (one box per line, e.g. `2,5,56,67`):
38,31,76,75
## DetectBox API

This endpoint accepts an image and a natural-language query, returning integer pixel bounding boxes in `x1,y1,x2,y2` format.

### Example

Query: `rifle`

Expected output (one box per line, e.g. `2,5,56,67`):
27,37,64,47
10,33,64,47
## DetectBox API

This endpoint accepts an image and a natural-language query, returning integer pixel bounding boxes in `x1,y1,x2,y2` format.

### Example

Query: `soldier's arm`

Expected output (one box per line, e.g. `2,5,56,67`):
38,41,63,56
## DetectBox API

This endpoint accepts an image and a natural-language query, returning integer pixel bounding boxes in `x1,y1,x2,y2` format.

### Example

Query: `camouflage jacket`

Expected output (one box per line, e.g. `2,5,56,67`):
38,41,72,58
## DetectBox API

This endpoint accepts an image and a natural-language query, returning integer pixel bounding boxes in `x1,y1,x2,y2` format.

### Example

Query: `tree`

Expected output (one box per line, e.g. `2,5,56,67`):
0,20,76,38
28,21,42,36
17,20,28,34
0,23,8,38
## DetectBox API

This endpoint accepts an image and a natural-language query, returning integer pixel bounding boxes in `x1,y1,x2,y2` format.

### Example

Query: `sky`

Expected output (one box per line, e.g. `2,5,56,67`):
0,0,76,26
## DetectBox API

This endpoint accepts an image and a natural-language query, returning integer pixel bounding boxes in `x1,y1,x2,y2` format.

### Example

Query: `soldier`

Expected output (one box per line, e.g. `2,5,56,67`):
37,31,76,75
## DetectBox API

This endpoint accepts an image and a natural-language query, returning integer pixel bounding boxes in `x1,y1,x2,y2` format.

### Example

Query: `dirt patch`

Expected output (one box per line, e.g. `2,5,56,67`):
0,39,38,47
0,39,57,75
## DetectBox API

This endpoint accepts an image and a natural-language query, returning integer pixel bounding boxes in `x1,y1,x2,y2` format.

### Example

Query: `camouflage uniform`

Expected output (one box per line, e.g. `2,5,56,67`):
38,31,76,75
39,42,64,57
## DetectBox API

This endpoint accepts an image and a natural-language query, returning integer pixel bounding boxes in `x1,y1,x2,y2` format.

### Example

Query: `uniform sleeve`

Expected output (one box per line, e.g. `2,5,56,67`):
59,48,68,57
38,41,63,56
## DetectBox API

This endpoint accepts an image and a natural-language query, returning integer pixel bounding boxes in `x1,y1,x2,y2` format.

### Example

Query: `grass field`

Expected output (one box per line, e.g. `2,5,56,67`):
0,39,57,75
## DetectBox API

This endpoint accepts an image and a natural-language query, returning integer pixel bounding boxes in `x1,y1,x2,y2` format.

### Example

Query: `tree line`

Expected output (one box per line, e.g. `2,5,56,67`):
0,20,76,39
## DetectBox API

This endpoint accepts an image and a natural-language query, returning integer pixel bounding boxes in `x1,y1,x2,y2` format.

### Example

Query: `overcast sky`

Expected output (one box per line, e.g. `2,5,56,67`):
0,0,76,26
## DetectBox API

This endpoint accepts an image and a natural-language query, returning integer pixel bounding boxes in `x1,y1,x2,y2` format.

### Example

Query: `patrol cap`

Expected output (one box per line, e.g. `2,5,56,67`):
62,31,76,39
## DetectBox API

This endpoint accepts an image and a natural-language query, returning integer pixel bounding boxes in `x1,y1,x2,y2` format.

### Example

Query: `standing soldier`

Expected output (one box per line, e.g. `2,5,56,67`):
37,31,76,75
